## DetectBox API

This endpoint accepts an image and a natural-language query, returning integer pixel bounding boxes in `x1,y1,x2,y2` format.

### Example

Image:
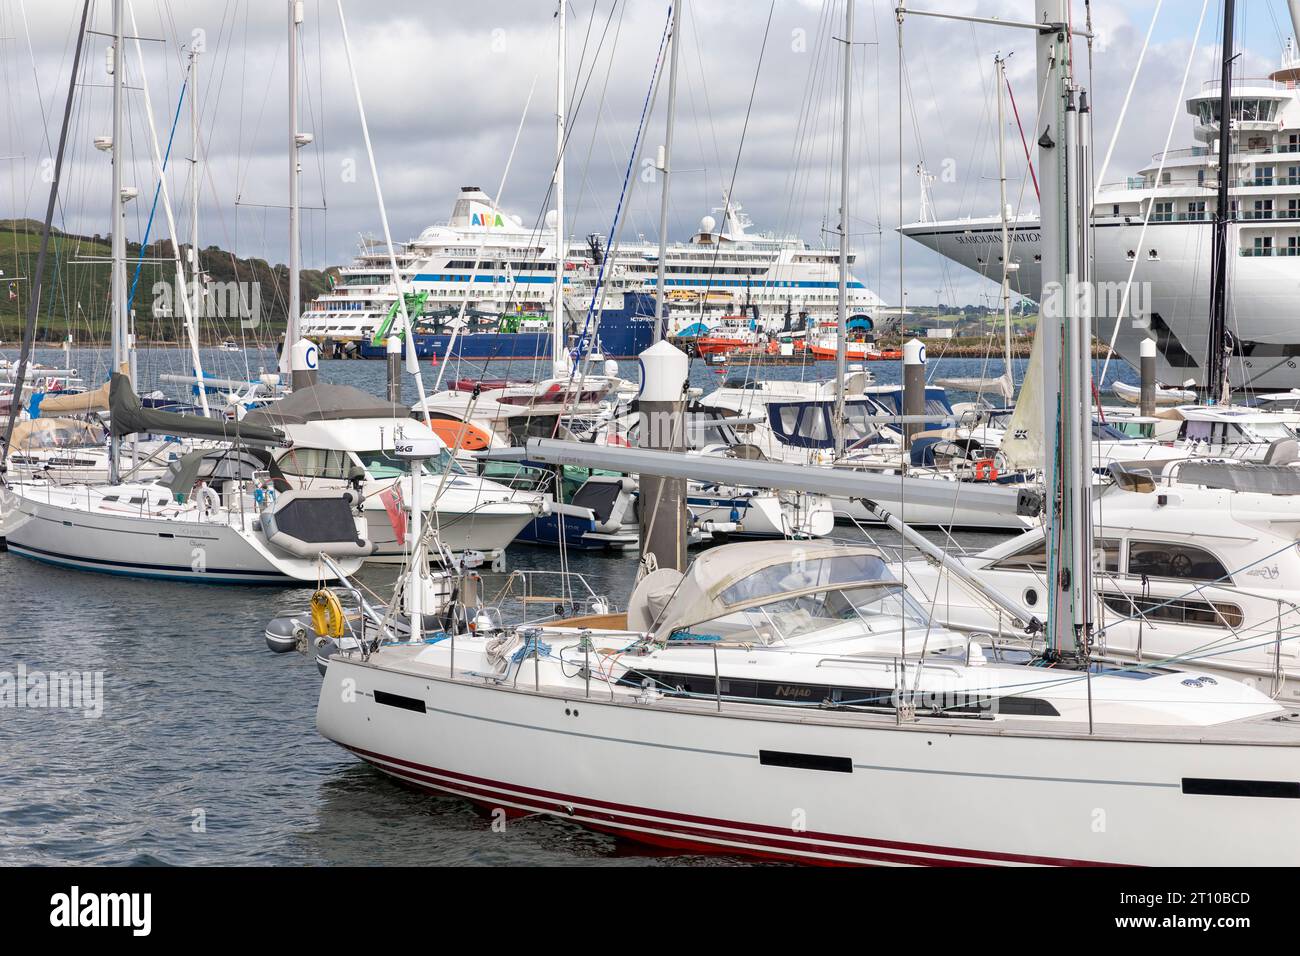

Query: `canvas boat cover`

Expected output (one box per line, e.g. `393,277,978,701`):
242,383,409,426
37,362,127,415
648,540,894,642
7,417,104,450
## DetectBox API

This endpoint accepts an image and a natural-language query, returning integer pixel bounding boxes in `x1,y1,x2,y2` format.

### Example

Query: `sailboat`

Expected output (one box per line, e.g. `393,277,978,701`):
0,2,371,584
305,1,1300,866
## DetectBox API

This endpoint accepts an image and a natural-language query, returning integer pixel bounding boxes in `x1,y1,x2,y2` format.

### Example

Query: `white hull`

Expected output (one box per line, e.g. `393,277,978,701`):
4,487,354,584
362,501,535,562
901,217,1300,390
319,653,1300,866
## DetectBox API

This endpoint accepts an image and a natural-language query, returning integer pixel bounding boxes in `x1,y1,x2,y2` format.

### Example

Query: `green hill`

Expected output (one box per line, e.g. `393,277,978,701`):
0,219,333,346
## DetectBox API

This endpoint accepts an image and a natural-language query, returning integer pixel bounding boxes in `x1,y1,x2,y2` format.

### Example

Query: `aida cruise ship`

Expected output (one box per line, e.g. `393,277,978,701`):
901,48,1300,391
300,187,886,359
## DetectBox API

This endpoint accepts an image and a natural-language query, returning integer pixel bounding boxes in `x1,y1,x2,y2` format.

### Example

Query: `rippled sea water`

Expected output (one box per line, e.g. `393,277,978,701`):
0,346,1137,865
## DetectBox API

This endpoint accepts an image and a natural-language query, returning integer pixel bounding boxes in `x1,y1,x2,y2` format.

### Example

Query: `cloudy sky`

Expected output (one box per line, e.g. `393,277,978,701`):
2,0,1295,308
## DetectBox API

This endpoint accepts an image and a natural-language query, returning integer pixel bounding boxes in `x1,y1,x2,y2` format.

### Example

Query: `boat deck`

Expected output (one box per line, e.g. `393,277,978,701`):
339,638,1300,749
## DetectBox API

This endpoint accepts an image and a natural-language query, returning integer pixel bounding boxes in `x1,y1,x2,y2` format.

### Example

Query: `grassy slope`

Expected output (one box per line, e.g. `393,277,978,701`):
0,219,331,345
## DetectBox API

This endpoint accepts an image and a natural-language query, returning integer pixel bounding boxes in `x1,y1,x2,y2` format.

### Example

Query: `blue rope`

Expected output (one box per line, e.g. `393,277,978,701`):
127,74,189,310
511,633,553,663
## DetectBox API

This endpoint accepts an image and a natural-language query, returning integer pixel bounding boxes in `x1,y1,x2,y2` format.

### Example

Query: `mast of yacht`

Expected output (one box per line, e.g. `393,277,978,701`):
1035,0,1094,660
108,0,128,484
189,44,201,332
1205,0,1235,405
996,53,1015,400
551,0,567,378
652,0,684,344
280,0,304,376
833,0,853,458
126,8,210,418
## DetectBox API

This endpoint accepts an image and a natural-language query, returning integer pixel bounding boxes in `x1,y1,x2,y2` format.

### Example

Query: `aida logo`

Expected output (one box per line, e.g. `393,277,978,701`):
470,212,505,227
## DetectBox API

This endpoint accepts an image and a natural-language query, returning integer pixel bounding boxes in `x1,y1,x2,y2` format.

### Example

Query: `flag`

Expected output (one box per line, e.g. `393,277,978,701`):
380,485,407,546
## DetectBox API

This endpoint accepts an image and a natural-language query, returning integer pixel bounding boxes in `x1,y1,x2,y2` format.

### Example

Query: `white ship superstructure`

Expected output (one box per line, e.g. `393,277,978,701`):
301,187,886,349
901,48,1300,390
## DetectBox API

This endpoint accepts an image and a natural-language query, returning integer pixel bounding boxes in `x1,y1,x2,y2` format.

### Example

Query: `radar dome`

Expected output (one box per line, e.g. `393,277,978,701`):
545,209,559,229
700,215,716,234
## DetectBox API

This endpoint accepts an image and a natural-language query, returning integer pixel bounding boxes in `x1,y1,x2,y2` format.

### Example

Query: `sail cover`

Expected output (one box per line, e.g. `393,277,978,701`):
37,362,127,415
998,325,1044,472
109,373,285,445
933,373,1014,402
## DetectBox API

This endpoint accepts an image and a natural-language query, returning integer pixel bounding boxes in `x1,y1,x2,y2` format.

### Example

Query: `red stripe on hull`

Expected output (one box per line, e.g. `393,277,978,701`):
344,743,1118,867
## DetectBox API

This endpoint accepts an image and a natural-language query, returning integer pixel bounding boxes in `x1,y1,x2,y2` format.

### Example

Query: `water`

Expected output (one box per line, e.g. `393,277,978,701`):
0,346,1137,865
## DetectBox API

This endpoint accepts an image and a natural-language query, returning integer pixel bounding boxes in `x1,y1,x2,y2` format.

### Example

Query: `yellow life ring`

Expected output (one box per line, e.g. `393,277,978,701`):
310,589,345,639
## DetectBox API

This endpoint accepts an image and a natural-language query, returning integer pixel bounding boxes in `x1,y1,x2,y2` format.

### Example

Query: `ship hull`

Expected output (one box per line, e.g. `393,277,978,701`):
901,217,1300,390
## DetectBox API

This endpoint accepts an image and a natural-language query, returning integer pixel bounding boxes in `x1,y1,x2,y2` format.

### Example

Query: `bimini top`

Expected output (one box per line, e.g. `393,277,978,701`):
649,540,894,642
160,447,290,498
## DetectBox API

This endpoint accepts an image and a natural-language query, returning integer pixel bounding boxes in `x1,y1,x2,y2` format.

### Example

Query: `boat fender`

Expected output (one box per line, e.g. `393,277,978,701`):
310,589,346,639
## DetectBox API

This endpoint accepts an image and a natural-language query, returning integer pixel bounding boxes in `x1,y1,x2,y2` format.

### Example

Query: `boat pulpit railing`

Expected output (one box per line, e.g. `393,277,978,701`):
488,568,613,623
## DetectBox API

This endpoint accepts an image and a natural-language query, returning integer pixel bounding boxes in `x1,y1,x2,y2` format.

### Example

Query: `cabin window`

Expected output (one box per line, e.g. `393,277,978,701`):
276,447,352,480
993,537,1117,573
1100,594,1244,629
1095,538,1120,573
1126,540,1232,583
991,539,1047,571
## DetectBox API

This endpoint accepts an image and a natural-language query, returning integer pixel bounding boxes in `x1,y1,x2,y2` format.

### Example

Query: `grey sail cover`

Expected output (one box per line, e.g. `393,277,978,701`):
109,373,286,445
241,383,409,426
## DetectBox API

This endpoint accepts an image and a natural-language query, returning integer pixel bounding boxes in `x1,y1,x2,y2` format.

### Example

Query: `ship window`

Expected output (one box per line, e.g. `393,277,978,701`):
276,447,352,480
1127,540,1232,584
356,448,464,479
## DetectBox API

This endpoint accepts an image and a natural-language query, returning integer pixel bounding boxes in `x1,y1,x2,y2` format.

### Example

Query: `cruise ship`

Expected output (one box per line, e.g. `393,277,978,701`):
301,187,887,359
901,48,1300,391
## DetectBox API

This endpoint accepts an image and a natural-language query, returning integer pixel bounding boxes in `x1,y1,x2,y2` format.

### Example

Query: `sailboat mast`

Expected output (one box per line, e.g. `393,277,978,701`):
552,0,567,376
282,0,303,374
833,0,853,458
1206,0,1235,404
652,0,684,344
1036,0,1093,657
997,54,1014,396
109,0,127,484
189,45,200,322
